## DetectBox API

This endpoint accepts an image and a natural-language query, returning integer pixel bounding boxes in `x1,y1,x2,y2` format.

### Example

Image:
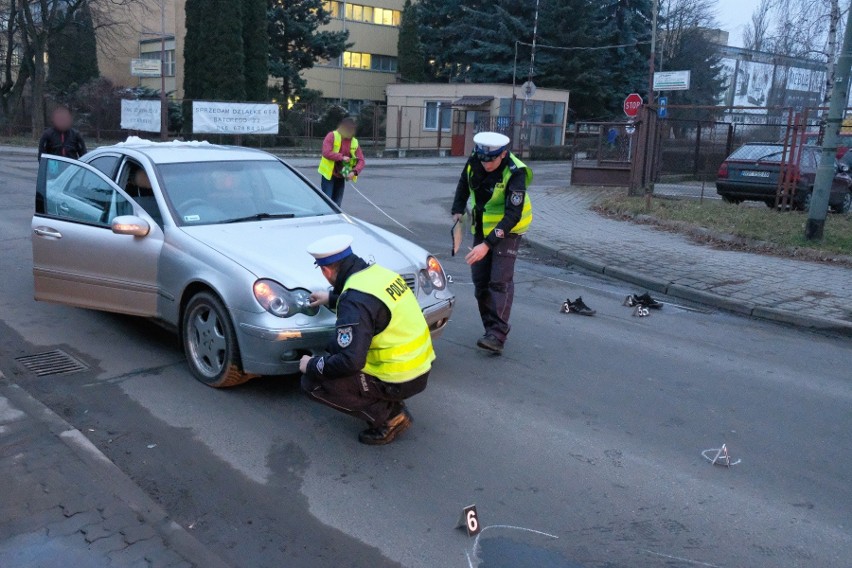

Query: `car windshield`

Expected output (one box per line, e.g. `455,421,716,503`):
157,160,335,225
728,144,787,163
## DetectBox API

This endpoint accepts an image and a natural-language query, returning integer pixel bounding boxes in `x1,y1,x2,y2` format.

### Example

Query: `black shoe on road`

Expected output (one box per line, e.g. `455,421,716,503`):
359,409,412,446
568,296,596,316
635,292,663,309
476,334,504,354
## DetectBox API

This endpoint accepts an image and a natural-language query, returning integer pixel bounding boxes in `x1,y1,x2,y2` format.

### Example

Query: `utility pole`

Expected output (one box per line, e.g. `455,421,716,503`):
648,0,659,105
805,4,852,240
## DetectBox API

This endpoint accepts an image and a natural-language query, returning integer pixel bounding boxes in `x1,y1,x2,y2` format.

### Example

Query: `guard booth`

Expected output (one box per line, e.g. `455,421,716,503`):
450,96,493,156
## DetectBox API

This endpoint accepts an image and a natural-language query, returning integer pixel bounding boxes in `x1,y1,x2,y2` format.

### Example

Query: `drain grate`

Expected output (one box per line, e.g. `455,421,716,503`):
15,350,89,377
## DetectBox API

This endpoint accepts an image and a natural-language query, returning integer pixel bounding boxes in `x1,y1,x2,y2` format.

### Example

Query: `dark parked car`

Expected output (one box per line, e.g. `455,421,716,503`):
716,143,852,213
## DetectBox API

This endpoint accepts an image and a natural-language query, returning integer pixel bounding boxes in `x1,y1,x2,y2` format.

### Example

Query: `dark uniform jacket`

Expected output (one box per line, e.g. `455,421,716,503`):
37,127,87,160
451,156,527,247
305,255,392,380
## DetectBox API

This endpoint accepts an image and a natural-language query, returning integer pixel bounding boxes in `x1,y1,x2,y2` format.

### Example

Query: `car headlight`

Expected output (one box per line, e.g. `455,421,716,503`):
253,279,319,318
421,256,446,291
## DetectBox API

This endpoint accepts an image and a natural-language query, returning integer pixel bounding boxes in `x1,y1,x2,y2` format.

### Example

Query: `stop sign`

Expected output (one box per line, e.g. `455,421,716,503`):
623,93,643,117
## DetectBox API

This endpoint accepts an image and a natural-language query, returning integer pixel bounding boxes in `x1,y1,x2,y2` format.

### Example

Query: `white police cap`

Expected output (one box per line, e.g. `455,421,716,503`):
473,131,510,153
307,234,354,266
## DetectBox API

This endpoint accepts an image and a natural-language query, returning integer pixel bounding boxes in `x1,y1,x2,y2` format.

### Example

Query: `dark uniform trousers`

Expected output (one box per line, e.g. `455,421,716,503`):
301,371,429,428
471,233,521,342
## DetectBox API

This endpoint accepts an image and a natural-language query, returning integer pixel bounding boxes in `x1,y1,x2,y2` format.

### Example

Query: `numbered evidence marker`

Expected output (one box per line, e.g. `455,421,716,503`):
456,504,481,537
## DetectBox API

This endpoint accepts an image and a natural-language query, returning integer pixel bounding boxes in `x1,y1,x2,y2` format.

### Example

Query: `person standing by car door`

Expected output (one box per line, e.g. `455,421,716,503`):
451,132,533,354
37,106,87,161
299,235,434,445
317,117,365,206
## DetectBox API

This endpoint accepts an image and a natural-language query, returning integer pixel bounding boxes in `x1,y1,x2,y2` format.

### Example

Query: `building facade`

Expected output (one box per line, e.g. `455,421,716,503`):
386,83,571,156
95,0,402,108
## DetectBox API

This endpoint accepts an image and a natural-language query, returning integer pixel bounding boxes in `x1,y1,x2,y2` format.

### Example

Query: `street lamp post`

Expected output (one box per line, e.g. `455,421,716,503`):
160,0,167,140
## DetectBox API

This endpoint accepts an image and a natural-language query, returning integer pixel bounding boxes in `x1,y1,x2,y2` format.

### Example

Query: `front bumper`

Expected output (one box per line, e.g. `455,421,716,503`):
423,297,455,339
235,296,455,376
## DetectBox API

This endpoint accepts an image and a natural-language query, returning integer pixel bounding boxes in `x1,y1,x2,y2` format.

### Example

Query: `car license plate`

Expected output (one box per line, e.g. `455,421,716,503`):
741,170,770,178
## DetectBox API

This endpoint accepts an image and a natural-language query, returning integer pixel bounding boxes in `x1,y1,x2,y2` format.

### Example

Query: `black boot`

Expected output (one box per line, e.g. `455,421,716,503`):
568,296,596,316
476,333,504,354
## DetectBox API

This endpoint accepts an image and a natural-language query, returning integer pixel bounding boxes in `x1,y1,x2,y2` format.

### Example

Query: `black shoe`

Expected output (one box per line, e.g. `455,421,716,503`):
635,292,663,309
568,296,596,316
358,409,412,446
476,334,504,354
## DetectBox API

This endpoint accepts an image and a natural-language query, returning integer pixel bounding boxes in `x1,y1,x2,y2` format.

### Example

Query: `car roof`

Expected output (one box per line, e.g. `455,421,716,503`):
98,136,278,164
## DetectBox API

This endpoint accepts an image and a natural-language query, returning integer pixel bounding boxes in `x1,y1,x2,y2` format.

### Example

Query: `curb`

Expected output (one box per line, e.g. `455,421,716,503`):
527,238,852,337
0,373,232,568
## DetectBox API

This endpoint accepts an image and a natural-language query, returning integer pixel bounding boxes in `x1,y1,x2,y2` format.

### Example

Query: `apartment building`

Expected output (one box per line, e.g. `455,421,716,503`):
305,0,404,110
95,0,403,109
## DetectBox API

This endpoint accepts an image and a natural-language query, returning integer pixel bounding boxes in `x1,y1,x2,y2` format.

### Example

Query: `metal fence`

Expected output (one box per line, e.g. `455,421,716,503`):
1,95,566,158
652,110,828,199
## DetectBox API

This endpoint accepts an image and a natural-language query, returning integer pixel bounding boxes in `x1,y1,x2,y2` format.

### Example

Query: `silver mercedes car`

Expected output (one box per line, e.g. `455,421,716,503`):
31,139,454,387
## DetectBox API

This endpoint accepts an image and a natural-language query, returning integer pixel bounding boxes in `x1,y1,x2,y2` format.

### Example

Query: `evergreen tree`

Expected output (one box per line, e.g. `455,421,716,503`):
595,0,653,115
243,0,270,101
536,0,607,118
397,0,426,83
184,0,245,100
418,0,532,83
267,0,348,101
662,28,724,124
47,3,99,96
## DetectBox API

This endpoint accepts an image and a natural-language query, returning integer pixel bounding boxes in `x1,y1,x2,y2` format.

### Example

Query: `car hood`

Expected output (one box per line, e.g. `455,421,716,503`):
179,214,426,290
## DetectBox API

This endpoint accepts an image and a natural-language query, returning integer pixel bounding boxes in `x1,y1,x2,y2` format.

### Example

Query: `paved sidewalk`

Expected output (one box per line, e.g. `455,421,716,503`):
526,186,852,335
0,373,230,568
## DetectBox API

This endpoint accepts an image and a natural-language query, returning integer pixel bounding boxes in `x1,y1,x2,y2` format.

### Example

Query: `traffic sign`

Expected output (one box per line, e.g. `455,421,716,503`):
521,81,537,100
623,93,643,118
658,96,668,118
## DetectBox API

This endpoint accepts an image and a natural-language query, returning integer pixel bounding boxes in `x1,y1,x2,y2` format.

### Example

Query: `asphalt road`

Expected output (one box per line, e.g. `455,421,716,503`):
1,151,850,567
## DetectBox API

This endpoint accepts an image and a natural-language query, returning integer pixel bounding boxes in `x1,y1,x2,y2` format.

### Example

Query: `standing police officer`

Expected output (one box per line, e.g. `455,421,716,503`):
451,132,532,354
299,235,434,445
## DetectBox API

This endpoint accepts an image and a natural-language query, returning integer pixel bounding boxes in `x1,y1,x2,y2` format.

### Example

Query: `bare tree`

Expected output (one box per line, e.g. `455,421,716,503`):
743,0,773,52
1,0,146,134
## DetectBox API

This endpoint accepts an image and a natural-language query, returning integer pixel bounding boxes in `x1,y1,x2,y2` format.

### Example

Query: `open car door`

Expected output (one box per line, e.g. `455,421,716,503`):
32,156,163,316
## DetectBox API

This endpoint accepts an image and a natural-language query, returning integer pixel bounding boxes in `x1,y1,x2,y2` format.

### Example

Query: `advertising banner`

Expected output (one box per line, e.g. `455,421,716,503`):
192,102,279,134
120,100,161,132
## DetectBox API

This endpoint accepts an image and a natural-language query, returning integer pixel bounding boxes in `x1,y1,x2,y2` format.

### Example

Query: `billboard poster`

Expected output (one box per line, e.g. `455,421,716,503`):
192,102,280,134
733,61,773,112
718,58,737,105
120,100,161,132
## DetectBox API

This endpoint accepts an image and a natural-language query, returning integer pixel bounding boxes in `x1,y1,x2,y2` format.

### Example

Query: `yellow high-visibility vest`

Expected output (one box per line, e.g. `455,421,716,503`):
340,264,435,383
318,130,359,181
467,153,533,235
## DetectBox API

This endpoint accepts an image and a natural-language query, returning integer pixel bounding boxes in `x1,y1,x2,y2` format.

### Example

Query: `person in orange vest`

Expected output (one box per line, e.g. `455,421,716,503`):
317,116,365,206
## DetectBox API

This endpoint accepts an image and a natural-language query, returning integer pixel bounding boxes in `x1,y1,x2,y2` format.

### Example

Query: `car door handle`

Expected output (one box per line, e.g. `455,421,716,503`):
33,226,62,239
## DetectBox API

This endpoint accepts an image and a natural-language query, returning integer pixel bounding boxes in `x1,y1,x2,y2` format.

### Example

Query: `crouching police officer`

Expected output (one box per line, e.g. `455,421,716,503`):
299,235,435,445
451,132,532,354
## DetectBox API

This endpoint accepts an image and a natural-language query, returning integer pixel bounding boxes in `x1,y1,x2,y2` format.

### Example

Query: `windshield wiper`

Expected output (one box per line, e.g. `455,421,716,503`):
222,212,295,224
754,151,783,163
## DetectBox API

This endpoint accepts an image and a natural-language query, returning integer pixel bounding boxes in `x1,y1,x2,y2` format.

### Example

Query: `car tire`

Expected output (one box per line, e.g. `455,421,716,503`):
182,292,254,388
721,195,741,204
830,191,852,214
796,190,813,212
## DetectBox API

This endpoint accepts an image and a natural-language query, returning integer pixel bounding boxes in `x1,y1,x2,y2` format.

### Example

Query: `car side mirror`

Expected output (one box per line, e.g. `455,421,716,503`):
111,215,150,237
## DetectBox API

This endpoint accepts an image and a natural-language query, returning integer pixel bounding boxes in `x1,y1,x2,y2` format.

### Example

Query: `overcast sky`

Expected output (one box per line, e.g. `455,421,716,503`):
714,0,762,47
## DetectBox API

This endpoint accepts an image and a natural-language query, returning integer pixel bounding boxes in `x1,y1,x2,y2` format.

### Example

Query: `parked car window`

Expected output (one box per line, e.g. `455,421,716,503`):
87,155,120,178
38,159,133,226
728,144,786,162
157,160,336,225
